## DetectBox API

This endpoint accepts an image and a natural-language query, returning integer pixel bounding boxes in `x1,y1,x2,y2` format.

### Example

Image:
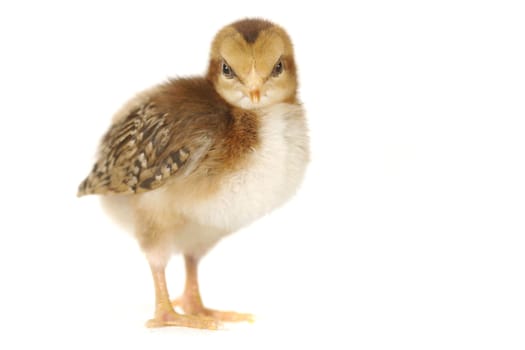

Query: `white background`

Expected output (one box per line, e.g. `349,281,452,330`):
0,1,524,349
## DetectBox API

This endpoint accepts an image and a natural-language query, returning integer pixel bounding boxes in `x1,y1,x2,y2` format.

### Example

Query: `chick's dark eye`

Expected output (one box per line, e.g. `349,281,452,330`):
272,60,284,77
222,62,234,78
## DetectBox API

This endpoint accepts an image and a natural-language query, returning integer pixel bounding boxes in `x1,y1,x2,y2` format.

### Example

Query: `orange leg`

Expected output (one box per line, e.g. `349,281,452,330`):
172,255,254,323
146,264,218,329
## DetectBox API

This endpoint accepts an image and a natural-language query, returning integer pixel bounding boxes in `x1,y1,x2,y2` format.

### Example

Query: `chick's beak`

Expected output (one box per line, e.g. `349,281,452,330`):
249,90,260,103
246,68,263,104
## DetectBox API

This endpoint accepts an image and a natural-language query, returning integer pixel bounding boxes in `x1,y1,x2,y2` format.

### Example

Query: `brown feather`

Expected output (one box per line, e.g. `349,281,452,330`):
231,18,273,44
78,78,259,197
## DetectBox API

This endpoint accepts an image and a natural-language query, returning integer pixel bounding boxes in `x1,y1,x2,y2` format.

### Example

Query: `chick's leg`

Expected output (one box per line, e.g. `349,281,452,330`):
172,255,254,323
146,264,218,329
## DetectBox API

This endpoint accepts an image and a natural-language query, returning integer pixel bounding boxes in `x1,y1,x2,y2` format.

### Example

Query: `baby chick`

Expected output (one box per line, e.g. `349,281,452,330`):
78,18,309,329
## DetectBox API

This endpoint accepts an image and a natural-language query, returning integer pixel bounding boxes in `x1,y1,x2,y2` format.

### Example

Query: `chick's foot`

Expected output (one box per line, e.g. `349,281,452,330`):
146,308,219,329
172,297,254,323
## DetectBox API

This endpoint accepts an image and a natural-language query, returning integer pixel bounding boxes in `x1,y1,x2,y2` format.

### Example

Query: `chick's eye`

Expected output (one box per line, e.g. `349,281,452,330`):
222,62,234,79
272,60,284,77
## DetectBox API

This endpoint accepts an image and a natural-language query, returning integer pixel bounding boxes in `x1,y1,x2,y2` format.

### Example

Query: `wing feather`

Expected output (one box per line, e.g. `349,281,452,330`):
78,102,195,196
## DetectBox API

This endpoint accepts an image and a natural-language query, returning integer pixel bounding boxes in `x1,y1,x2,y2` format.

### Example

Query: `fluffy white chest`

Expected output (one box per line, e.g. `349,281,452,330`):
181,103,309,231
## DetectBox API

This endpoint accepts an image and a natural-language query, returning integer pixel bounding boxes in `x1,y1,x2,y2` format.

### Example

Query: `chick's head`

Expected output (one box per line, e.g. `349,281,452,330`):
207,19,298,109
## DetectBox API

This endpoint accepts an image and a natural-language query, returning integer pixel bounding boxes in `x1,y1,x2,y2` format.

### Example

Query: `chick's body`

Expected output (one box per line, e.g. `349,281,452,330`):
99,79,308,263
78,19,309,329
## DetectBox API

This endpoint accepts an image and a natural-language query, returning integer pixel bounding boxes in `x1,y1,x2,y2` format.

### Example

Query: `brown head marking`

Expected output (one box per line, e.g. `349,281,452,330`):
231,18,273,44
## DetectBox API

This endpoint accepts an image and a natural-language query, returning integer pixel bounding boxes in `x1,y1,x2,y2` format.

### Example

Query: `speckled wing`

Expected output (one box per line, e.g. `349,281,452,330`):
78,102,202,196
